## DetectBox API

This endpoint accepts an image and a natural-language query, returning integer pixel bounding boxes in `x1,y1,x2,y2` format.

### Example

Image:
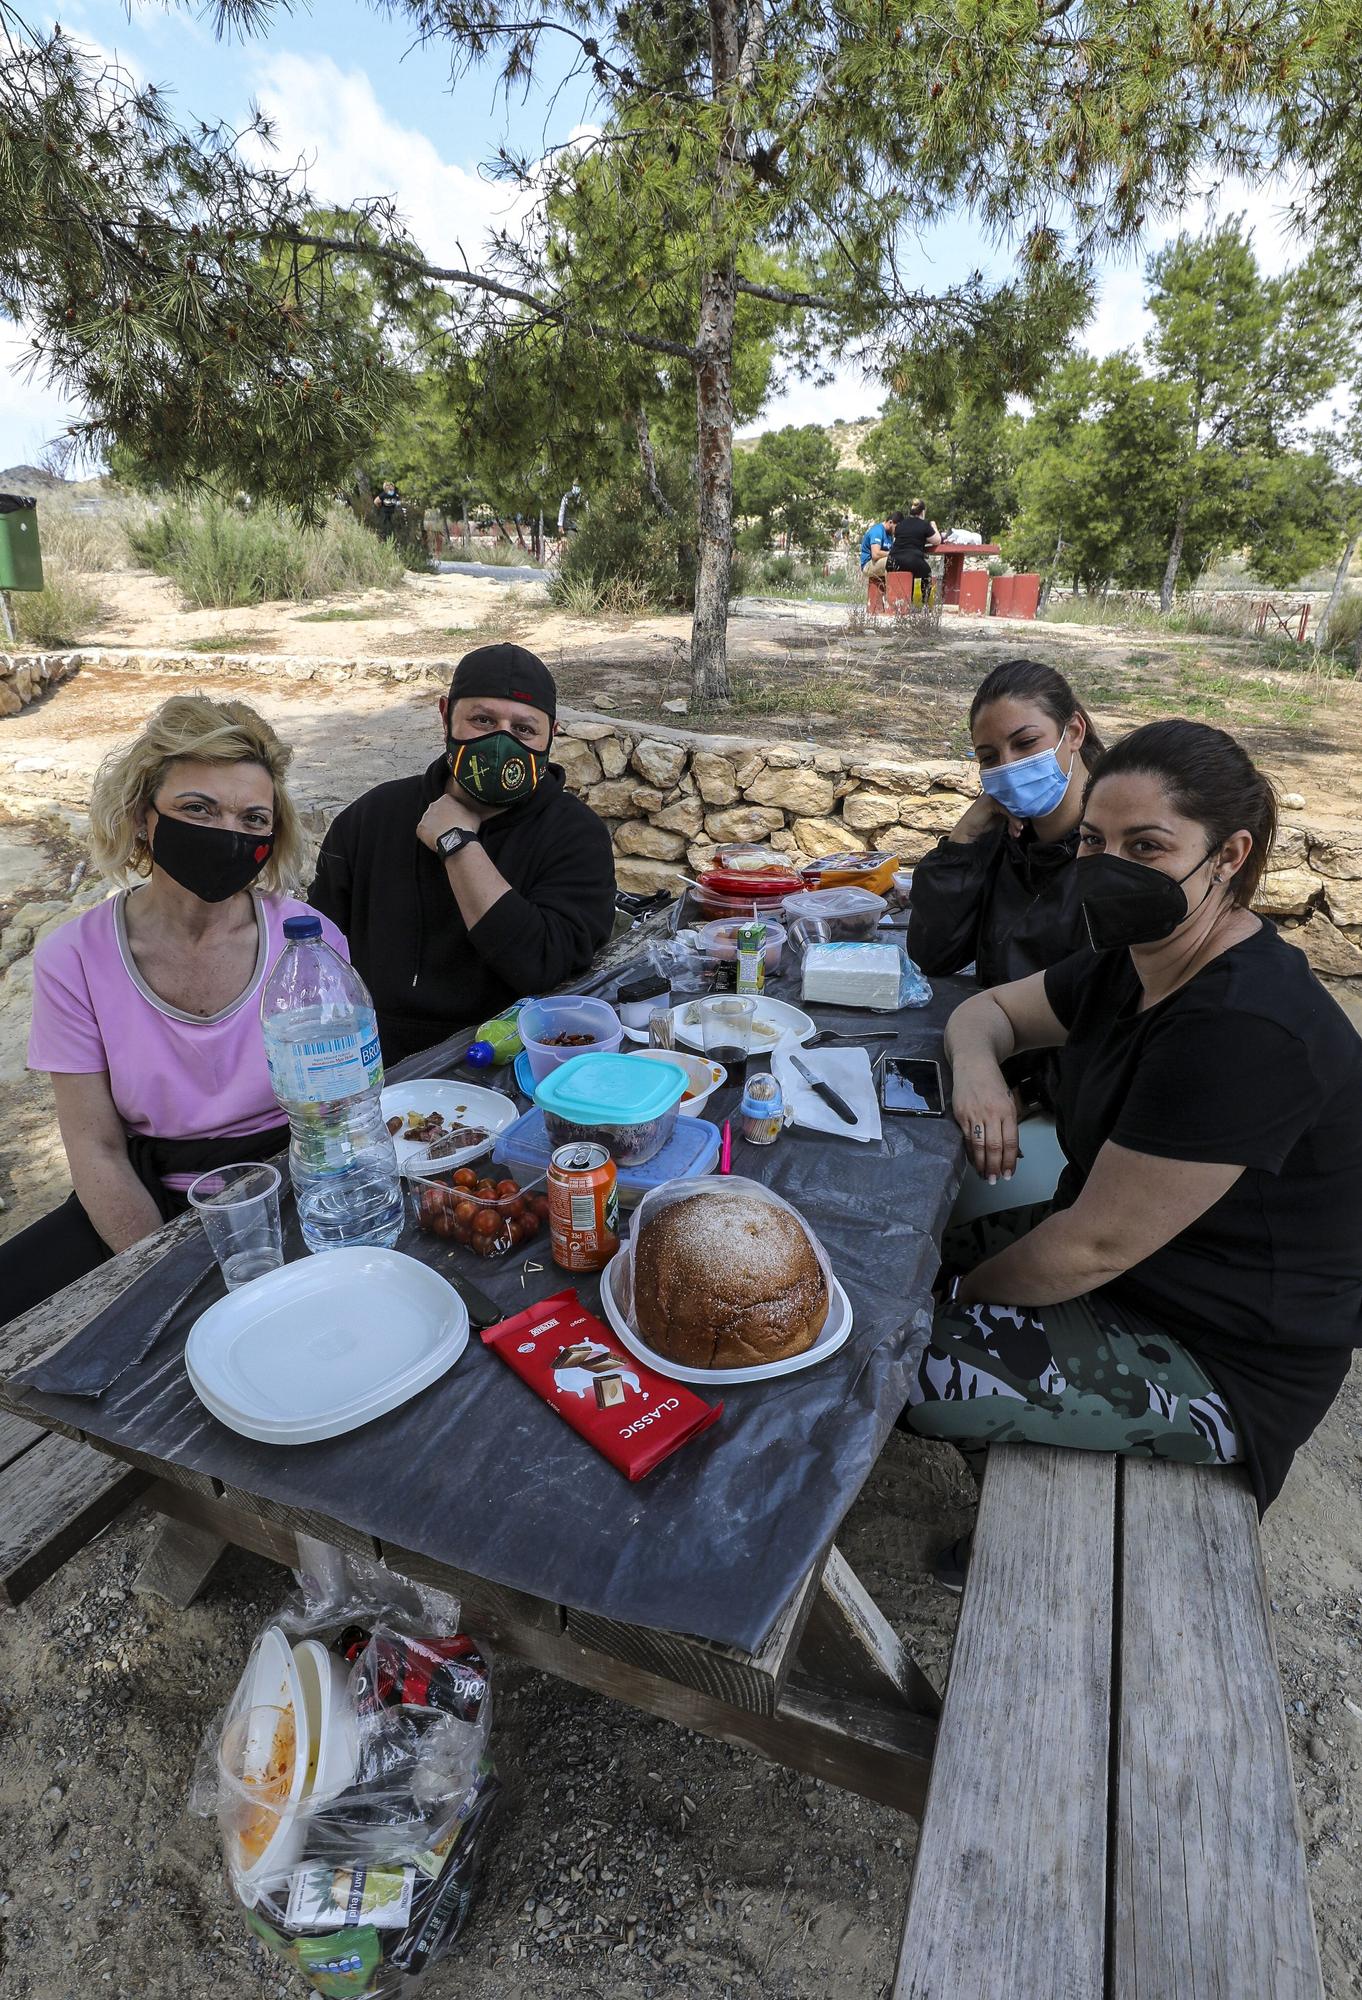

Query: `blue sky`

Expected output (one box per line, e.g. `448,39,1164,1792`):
0,1,1305,469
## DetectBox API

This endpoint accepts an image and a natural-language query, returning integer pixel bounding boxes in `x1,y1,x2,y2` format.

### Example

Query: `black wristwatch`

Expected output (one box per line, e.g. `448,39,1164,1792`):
435,824,480,862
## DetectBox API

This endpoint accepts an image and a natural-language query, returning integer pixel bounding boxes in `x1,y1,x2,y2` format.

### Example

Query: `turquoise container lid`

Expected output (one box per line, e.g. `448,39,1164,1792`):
533,1050,687,1124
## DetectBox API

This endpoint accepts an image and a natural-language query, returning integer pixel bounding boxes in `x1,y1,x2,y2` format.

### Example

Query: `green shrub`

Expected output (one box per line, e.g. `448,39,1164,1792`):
11,572,105,645
1320,590,1362,657
129,499,408,607
32,491,148,572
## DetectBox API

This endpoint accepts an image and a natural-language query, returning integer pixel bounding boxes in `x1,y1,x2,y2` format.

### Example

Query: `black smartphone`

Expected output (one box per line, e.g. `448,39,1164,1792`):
878,1055,945,1118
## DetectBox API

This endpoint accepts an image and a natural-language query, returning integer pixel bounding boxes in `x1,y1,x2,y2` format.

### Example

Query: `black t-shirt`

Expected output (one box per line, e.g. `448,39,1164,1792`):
1043,925,1362,1508
889,516,933,567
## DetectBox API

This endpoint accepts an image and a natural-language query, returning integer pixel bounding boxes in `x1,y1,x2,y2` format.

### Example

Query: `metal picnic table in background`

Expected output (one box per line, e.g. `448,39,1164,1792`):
0,925,970,1817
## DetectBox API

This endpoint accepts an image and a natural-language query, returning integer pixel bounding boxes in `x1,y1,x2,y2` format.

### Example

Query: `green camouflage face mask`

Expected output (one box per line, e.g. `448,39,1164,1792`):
447,730,546,807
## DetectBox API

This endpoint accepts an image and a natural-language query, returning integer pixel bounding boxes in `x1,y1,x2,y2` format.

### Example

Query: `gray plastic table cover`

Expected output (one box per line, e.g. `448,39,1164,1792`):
17,962,971,1653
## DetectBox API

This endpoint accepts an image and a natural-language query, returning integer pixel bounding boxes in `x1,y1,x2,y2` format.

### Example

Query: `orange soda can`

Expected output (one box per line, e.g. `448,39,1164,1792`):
548,1143,620,1272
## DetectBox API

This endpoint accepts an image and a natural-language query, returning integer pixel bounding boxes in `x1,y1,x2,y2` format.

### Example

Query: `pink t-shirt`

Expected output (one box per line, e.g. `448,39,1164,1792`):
28,891,351,1190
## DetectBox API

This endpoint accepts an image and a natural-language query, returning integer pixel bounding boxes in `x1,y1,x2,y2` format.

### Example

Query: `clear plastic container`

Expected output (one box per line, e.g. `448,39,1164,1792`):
260,914,403,1254
628,1046,727,1113
533,1051,688,1164
799,849,901,896
407,1167,549,1258
781,886,888,941
494,1105,721,1207
519,994,623,1084
698,917,786,971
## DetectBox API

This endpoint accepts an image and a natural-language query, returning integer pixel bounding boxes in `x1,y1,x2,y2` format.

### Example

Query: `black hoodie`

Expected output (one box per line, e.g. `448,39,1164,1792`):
310,754,616,1064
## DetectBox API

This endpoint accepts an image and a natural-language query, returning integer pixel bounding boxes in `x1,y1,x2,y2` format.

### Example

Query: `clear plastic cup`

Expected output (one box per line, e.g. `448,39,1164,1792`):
700,994,756,1066
187,1163,284,1290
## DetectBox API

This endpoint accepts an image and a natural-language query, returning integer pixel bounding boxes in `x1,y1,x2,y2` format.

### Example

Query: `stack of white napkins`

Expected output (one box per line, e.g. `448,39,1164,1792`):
770,1044,882,1144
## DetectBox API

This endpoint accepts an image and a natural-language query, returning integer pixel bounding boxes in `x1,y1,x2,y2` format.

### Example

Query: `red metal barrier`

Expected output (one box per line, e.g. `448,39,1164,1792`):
990,575,1016,617
958,570,990,616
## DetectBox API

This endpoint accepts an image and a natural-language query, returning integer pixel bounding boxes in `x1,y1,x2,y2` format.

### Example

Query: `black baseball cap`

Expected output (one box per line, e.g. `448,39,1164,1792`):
448,643,557,721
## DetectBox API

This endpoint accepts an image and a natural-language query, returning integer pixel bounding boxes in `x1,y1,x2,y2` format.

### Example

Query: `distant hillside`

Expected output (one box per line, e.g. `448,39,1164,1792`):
0,463,66,496
734,415,881,469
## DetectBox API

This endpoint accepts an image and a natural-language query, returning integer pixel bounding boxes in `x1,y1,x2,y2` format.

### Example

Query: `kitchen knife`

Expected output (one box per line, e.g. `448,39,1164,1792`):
789,1052,859,1127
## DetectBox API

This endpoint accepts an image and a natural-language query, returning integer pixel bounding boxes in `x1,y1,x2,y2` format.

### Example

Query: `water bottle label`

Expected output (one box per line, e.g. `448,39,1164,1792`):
268,1029,375,1103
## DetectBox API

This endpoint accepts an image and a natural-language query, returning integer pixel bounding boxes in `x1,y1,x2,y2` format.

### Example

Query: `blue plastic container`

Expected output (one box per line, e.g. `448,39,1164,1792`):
533,1051,688,1163
494,1104,721,1206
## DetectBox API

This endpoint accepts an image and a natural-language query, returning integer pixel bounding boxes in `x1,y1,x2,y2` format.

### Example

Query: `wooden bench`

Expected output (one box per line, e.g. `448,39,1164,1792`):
895,1444,1323,1999
0,1405,148,1609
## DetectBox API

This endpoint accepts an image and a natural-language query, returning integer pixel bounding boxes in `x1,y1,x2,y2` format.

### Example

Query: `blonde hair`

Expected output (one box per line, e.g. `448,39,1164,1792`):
89,694,310,892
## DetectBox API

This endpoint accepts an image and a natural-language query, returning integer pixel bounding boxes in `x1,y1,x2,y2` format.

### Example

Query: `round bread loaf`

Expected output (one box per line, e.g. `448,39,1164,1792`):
632,1187,829,1369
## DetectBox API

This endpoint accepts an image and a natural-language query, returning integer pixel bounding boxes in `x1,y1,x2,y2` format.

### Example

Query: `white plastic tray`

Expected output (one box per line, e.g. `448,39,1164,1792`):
668,995,816,1057
185,1248,469,1444
600,1248,852,1384
380,1079,517,1176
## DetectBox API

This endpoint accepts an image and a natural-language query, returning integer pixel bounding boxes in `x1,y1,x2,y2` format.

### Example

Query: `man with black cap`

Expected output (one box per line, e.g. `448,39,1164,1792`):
310,644,616,1062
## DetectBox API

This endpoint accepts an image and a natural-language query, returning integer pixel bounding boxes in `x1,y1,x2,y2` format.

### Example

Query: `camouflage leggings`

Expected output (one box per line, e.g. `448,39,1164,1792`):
904,1204,1240,1466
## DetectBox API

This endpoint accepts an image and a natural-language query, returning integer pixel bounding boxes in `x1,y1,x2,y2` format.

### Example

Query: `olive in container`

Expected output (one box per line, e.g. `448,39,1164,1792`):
407,1166,549,1258
533,1051,689,1166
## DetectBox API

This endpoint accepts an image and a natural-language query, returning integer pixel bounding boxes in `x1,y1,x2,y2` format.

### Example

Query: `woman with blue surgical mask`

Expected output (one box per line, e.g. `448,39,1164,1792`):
908,658,1103,997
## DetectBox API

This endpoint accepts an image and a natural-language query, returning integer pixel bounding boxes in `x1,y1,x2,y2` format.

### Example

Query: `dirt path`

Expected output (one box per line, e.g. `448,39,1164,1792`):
1,619,1360,1999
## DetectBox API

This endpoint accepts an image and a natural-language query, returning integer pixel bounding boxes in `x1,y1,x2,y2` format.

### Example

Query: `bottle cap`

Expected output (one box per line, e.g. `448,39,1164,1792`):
282,914,323,940
465,1040,495,1067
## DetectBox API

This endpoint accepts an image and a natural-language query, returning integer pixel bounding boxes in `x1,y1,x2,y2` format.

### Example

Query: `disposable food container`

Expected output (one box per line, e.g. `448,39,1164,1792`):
519,994,623,1083
534,1051,688,1165
782,885,888,941
799,849,901,896
698,917,786,971
628,1045,727,1113
407,1167,549,1257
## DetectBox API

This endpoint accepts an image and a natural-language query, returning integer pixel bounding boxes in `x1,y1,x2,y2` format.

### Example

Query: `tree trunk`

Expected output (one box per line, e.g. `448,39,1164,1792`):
691,259,738,703
635,408,676,519
1159,491,1192,612
1316,530,1358,650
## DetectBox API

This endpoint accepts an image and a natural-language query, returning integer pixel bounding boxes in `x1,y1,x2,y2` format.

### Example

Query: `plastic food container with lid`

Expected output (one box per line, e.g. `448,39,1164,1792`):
519,994,623,1083
799,849,901,897
407,1168,549,1257
782,885,889,941
495,1104,721,1205
698,916,786,971
534,1050,689,1164
615,971,672,1030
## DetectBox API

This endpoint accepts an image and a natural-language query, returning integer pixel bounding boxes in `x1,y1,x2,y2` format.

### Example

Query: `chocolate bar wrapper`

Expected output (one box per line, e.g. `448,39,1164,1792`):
482,1288,721,1480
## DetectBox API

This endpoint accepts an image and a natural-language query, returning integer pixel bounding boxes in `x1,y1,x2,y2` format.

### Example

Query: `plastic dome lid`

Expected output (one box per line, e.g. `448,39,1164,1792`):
781,886,888,920
534,1051,688,1124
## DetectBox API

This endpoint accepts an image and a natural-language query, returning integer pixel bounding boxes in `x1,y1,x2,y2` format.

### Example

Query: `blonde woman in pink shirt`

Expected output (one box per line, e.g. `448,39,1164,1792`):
2,694,348,1324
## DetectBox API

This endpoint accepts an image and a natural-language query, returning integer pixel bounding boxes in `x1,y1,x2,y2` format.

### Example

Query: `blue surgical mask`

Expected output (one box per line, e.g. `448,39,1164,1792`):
979,743,1074,821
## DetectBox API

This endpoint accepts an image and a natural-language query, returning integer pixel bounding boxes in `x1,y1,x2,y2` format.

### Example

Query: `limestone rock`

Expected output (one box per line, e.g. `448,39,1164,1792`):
1281,791,1306,810
614,819,687,860
1322,878,1362,929
813,749,846,776
584,778,641,820
1306,832,1362,880
615,856,687,895
744,766,837,817
704,805,784,843
1273,823,1308,866
0,680,22,719
553,735,603,791
629,787,666,815
1254,868,1320,918
691,751,739,806
9,899,69,932
631,738,687,788
788,816,866,857
848,759,933,795
597,735,629,779
0,924,34,973
733,751,766,789
14,665,35,702
653,796,705,839
769,827,800,854
687,839,720,873
901,795,967,838
841,789,903,834
919,759,977,797
1286,912,1362,980
761,746,805,770
560,720,616,742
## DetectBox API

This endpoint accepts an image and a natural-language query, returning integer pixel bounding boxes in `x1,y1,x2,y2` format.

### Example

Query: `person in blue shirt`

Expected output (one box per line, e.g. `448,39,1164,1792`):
859,513,896,607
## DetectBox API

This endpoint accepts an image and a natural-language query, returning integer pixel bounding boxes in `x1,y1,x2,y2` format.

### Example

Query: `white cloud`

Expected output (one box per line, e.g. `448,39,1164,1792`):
248,52,529,272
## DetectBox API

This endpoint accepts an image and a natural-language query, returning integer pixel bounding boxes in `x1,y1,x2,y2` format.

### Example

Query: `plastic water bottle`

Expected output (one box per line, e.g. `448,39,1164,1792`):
465,999,530,1069
260,914,404,1253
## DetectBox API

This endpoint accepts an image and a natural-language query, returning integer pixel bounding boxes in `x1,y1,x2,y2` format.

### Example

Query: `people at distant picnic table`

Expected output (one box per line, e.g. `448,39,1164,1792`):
904,718,1362,1585
908,659,1103,1112
309,643,616,1065
0,696,347,1328
886,498,941,603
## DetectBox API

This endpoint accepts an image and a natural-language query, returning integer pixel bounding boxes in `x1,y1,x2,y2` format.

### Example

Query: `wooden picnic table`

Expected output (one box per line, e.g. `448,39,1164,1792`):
0,923,966,1817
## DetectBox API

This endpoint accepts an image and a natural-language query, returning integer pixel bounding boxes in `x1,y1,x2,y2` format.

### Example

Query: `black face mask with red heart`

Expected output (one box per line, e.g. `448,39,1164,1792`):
149,813,275,903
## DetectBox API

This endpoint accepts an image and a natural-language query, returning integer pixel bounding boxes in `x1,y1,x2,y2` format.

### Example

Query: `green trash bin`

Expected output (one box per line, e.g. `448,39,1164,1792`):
0,494,44,592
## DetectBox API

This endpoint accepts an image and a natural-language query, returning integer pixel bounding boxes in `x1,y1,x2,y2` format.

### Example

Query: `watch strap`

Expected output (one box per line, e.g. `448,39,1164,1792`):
437,825,479,860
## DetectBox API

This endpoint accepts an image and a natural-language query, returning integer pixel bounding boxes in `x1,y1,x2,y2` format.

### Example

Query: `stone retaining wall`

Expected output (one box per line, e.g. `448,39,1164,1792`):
4,647,1362,979
0,650,78,716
